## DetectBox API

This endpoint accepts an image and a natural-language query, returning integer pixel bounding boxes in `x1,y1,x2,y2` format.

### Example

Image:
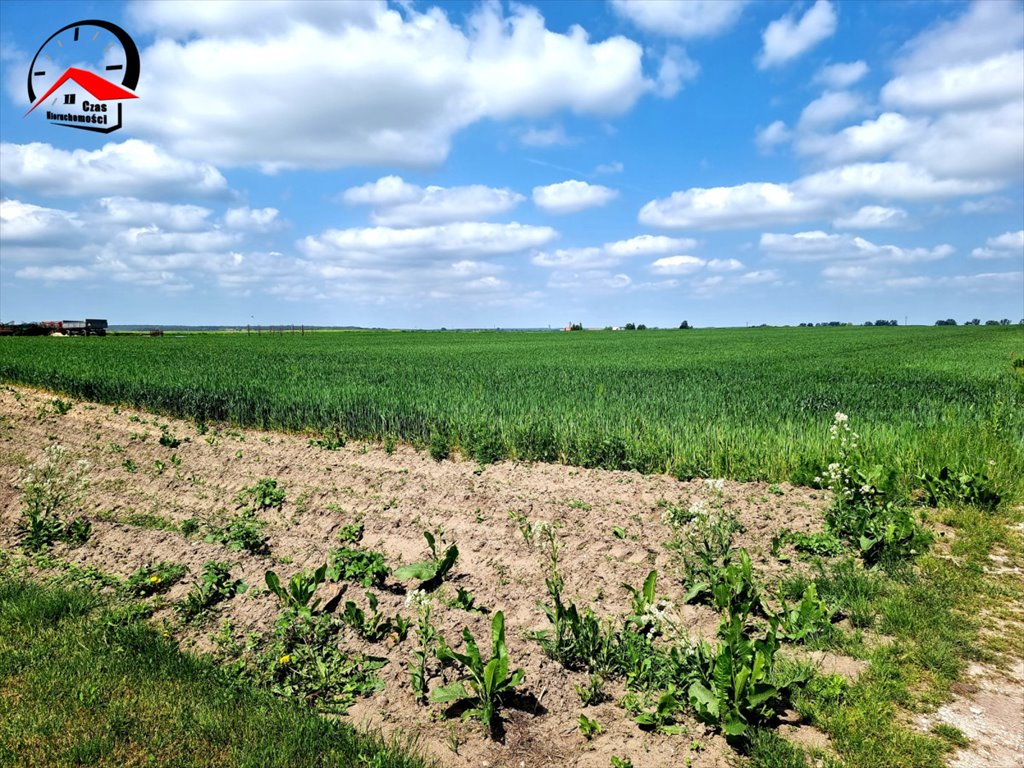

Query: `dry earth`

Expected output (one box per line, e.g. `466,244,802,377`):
0,384,1016,768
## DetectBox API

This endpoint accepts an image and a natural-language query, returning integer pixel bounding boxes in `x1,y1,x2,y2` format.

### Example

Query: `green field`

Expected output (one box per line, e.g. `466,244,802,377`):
1,326,1021,495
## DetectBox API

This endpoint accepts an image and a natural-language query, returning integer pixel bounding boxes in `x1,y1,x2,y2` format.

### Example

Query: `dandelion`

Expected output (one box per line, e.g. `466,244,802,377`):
278,654,291,665
149,575,161,583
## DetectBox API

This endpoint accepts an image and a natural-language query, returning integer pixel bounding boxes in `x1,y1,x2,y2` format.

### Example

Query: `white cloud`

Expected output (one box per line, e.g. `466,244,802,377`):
640,159,1004,231
739,269,782,284
832,205,908,230
224,207,282,231
300,222,557,261
610,0,747,38
533,180,618,214
707,258,745,272
14,265,91,281
128,2,656,170
342,176,524,226
882,50,1024,113
518,125,572,147
0,199,82,246
892,0,1024,74
595,161,625,174
653,46,700,98
796,161,1000,200
604,234,698,257
757,0,837,69
798,90,866,128
760,230,953,264
756,120,791,153
98,197,213,231
797,112,927,163
960,197,1013,214
0,140,228,198
814,60,868,89
650,255,706,274
638,182,825,229
971,230,1024,259
532,234,695,269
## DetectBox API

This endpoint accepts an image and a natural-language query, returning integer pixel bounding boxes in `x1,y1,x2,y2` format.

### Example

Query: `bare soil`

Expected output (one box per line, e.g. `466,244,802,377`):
0,385,897,766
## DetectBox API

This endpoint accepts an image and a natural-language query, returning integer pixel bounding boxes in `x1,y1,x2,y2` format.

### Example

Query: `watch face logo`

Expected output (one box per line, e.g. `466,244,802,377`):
25,19,140,133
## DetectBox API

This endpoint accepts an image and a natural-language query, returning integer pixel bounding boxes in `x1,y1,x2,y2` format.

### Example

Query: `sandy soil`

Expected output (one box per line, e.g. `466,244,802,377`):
0,384,899,767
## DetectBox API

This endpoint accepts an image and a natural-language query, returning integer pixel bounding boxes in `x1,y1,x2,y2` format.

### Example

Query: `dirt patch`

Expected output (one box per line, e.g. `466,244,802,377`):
0,385,855,767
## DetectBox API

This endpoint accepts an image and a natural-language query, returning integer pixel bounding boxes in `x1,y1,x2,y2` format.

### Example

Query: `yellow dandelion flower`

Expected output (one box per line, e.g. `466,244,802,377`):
279,654,291,665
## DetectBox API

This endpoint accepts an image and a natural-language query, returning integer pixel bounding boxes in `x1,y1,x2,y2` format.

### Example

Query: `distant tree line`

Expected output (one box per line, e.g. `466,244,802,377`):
935,318,1017,326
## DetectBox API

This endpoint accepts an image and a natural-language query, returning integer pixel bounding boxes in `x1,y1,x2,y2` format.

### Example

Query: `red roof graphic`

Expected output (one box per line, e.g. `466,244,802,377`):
25,66,138,116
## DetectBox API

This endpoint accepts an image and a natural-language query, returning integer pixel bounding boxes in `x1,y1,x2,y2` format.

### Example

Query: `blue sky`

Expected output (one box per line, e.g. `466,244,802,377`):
1,0,1021,328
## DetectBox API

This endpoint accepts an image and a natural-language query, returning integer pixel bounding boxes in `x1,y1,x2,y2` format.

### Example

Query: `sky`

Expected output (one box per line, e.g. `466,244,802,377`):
0,0,1022,328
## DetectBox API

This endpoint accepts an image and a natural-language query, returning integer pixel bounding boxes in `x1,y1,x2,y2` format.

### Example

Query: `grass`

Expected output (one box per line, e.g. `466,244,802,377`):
0,576,430,768
787,506,1024,768
1,327,1020,496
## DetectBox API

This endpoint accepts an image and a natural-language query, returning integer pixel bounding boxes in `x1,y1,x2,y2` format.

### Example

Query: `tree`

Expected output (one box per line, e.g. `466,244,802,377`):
967,318,981,326
624,322,636,330
637,323,647,330
679,320,691,329
935,319,957,326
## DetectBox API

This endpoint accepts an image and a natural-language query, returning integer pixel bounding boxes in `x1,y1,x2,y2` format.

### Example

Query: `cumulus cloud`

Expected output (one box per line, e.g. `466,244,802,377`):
532,234,695,269
760,230,953,264
610,0,747,38
650,255,705,274
652,46,700,98
798,90,866,128
883,50,1024,113
757,0,837,69
756,120,791,153
814,60,868,89
300,222,557,261
518,125,572,147
971,230,1024,259
0,199,83,246
98,197,214,231
224,207,282,231
832,206,909,230
638,182,826,229
14,266,91,281
342,176,524,226
533,180,618,214
707,258,745,272
127,2,657,170
0,140,228,198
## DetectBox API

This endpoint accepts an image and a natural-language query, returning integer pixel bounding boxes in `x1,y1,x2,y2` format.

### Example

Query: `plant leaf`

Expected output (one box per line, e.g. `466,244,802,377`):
430,681,471,704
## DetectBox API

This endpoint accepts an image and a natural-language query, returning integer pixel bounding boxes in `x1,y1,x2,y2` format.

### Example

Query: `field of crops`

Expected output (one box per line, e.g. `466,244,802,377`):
0,326,1021,496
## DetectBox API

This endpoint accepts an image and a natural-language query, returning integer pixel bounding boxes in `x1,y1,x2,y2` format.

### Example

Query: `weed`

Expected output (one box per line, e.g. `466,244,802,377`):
429,432,449,462
176,561,247,623
919,466,1000,511
576,673,608,705
772,529,845,559
204,509,269,555
578,714,603,739
309,432,346,450
634,686,686,735
341,591,408,643
328,548,390,587
336,521,365,544
448,587,488,614
612,526,627,539
159,431,182,449
264,564,327,612
394,531,458,592
123,562,188,597
236,478,286,511
775,584,835,643
179,517,200,536
51,398,73,415
431,611,525,734
122,458,138,473
15,445,90,552
384,434,397,454
408,590,438,703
